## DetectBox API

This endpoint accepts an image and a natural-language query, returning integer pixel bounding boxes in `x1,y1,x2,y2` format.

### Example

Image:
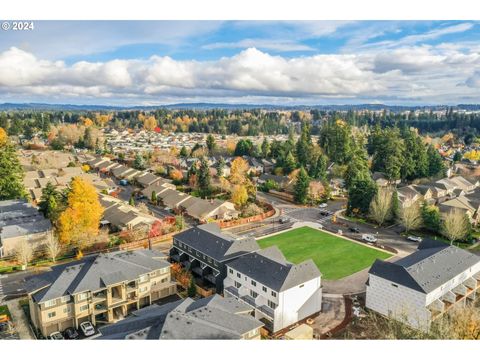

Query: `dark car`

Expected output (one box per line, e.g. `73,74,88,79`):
319,210,330,216
279,217,290,224
63,327,79,340
349,227,360,233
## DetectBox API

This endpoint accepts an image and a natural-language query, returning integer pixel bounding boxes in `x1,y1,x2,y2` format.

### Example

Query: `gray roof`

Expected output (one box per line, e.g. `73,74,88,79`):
136,173,159,187
98,295,263,339
0,200,52,240
228,247,322,292
174,223,260,262
25,249,170,303
369,239,480,294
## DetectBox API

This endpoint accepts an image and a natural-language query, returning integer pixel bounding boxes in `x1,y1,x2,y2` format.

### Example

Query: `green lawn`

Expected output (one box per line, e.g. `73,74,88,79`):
257,226,391,280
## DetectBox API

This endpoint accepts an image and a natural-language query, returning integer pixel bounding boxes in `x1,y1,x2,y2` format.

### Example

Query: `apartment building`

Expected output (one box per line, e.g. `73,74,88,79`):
24,249,177,337
97,295,263,339
223,246,323,333
170,223,259,293
366,239,480,330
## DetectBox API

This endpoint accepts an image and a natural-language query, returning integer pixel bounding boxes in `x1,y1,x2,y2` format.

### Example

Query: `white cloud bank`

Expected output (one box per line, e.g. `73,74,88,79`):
1,45,480,105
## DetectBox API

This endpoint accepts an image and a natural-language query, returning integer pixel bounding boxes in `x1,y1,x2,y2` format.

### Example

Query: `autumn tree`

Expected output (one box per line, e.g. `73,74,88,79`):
0,127,7,146
45,236,61,263
169,169,184,182
57,177,104,248
369,187,393,226
399,201,422,233
230,157,249,185
143,116,157,131
231,185,248,206
442,209,471,244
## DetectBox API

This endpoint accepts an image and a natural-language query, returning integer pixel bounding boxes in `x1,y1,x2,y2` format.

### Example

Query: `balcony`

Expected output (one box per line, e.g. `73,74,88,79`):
92,292,107,303
258,305,275,319
224,286,239,297
241,295,256,307
94,302,108,314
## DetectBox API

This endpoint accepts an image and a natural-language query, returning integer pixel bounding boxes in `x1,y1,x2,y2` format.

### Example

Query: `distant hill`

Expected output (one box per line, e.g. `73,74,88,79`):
0,102,479,112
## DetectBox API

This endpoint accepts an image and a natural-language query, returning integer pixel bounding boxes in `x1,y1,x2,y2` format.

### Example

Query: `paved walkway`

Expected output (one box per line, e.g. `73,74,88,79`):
323,268,369,295
310,296,345,336
4,299,34,339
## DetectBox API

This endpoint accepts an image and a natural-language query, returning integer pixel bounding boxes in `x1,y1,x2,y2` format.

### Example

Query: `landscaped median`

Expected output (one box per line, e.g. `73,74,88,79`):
257,226,392,280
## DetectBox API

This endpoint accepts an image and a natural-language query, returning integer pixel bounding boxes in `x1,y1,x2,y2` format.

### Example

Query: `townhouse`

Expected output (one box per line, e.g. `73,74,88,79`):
0,200,53,257
223,246,322,333
366,239,480,330
97,295,263,339
24,249,177,337
170,223,260,293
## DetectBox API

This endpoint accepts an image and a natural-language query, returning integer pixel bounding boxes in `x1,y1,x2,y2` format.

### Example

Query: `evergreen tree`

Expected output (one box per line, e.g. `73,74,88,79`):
197,157,211,197
180,146,189,158
261,138,270,158
427,145,445,177
129,195,135,206
133,154,145,170
371,127,405,181
206,134,216,154
216,156,226,177
347,178,377,215
283,151,297,175
187,276,197,297
0,139,27,200
151,191,157,205
295,123,313,168
318,119,351,164
39,182,64,222
294,167,310,204
421,204,441,233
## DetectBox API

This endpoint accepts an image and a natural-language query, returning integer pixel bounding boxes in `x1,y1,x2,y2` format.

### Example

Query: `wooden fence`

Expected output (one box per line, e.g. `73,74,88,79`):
118,231,178,251
218,203,275,229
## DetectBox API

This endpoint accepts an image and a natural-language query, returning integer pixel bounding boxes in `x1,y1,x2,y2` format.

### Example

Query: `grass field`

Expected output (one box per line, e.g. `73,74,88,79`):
257,226,391,280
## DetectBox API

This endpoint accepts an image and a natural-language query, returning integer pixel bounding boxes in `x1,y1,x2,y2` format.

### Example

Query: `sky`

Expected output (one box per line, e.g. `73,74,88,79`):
0,20,480,106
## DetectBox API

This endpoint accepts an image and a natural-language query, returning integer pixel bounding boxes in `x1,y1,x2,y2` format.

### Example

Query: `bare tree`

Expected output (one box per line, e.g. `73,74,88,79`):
45,236,61,263
399,201,422,233
369,187,393,226
15,238,33,269
442,209,470,245
136,202,150,215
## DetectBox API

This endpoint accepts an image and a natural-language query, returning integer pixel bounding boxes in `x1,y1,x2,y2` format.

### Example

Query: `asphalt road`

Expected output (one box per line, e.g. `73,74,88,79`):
0,268,47,300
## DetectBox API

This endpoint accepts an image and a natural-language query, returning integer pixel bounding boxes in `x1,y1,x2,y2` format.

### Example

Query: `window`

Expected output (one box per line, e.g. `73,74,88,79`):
139,275,148,283
78,293,88,301
237,273,241,279
391,283,398,288
250,290,258,298
234,281,241,289
267,300,277,309
251,280,257,286
161,278,167,283
63,307,71,314
262,286,267,292
271,291,276,297
139,286,148,293
79,305,89,312
299,284,304,288
47,311,56,318
229,269,233,274
61,295,70,303
44,299,56,308
248,329,259,337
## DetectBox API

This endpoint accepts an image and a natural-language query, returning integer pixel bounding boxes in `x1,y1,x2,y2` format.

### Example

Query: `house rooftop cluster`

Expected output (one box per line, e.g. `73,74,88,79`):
97,294,263,340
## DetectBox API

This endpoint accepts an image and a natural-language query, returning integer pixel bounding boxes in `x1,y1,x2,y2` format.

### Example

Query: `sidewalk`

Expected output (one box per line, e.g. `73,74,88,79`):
5,299,35,339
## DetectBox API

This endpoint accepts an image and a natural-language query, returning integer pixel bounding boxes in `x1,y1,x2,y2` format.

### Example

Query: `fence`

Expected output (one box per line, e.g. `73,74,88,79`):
217,203,275,229
118,231,178,251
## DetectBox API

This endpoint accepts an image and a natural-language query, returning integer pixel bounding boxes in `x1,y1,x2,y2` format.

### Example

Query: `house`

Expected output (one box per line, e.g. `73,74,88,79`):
170,224,260,293
183,198,239,222
100,195,159,231
96,295,263,340
24,249,177,337
0,200,53,257
329,178,346,196
257,174,291,189
141,181,176,199
366,239,480,331
136,173,161,188
223,246,322,333
397,185,423,208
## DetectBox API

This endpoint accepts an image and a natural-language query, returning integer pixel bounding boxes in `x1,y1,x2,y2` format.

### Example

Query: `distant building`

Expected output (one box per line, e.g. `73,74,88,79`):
24,249,177,337
366,239,480,330
97,295,263,339
0,200,53,257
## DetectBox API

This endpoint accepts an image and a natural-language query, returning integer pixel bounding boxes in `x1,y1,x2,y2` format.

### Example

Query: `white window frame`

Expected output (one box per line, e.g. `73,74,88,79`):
44,299,56,308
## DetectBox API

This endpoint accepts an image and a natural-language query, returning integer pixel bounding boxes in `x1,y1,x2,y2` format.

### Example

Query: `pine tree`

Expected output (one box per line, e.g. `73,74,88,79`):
284,151,297,175
197,157,211,197
0,133,27,200
294,167,310,204
39,182,64,222
206,134,216,154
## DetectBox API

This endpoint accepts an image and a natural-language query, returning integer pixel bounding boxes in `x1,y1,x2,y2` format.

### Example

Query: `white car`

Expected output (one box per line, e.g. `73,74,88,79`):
318,203,328,208
49,331,64,340
407,235,422,242
361,234,377,243
80,321,95,337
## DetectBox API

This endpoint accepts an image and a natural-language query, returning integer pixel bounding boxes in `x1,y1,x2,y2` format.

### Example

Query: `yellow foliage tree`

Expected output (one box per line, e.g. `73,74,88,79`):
0,127,8,146
144,116,157,131
81,164,90,172
463,149,480,161
95,113,112,127
231,185,248,206
57,177,104,248
230,157,249,185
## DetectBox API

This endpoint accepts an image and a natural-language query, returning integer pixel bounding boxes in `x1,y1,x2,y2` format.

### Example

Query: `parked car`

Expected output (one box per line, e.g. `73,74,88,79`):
80,322,95,337
279,217,290,224
319,210,330,216
407,235,422,242
49,331,64,340
349,227,360,233
63,327,79,340
318,203,328,208
361,234,377,243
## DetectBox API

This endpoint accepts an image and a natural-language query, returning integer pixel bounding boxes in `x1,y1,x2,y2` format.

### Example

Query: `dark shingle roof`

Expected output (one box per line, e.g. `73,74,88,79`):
173,224,259,262
369,239,480,293
97,295,263,340
228,247,322,292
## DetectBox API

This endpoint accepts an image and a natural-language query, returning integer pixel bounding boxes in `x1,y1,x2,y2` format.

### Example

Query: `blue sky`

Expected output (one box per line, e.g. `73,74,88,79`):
0,20,479,105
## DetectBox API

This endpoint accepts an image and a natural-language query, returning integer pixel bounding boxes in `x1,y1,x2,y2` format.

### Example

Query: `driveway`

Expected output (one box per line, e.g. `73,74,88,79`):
310,295,346,337
3,299,34,339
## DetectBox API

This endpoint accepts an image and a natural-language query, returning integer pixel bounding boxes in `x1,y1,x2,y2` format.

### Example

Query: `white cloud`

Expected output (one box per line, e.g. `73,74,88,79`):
202,39,315,52
0,45,480,105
